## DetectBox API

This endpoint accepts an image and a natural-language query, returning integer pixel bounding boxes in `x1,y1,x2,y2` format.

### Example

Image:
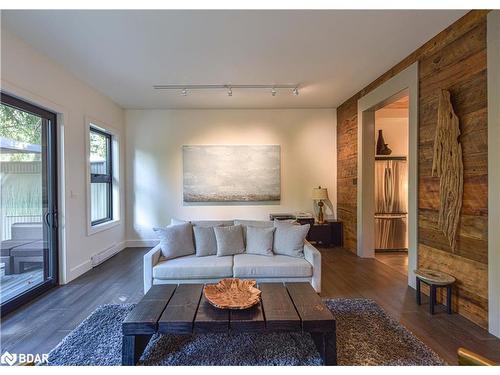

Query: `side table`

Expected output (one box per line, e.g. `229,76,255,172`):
415,268,455,315
307,220,343,247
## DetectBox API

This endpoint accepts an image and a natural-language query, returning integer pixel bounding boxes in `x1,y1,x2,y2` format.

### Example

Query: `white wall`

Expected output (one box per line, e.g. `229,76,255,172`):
1,28,126,283
125,109,336,242
375,108,408,156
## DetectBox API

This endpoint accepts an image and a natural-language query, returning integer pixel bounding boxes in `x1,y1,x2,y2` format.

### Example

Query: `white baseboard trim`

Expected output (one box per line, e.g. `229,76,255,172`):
125,239,159,248
68,259,92,282
90,241,127,267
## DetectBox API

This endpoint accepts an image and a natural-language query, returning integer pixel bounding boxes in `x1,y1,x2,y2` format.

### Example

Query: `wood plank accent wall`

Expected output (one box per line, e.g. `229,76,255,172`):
336,10,489,327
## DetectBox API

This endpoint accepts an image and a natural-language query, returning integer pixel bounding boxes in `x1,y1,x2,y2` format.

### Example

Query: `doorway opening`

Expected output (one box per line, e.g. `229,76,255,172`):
0,92,59,316
357,62,418,288
374,95,409,277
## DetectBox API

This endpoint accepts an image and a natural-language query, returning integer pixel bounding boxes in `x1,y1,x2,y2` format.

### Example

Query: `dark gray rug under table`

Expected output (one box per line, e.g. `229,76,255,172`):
43,298,445,366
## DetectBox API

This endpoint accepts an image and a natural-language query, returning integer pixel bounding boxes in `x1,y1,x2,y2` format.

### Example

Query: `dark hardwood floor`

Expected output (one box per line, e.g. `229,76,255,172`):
1,246,500,365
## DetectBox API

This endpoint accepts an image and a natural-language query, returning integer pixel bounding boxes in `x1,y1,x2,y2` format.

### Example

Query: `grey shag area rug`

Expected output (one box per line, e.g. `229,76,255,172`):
43,299,445,366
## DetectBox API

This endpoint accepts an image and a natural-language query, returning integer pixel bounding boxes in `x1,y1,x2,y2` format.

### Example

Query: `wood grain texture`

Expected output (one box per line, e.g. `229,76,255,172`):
432,90,463,251
259,282,301,331
203,278,261,310
194,293,229,333
122,285,176,335
158,284,203,334
336,11,489,326
229,301,266,332
285,282,335,332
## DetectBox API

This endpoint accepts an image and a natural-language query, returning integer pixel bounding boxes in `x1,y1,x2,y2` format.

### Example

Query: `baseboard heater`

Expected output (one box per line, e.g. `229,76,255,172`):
91,242,121,267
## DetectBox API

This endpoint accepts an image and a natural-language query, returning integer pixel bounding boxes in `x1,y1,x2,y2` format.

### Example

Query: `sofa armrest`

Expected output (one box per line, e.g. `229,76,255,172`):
304,241,321,293
143,244,162,294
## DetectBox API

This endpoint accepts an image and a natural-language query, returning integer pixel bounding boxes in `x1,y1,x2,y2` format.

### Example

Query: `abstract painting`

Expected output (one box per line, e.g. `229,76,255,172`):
183,145,281,202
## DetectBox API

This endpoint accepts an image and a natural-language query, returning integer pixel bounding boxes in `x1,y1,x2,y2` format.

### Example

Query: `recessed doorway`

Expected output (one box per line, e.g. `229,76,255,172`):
356,62,418,288
373,95,409,277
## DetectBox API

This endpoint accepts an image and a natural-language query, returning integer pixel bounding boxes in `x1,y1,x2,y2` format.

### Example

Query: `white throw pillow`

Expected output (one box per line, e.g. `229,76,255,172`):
246,226,275,256
273,220,310,258
214,225,245,257
154,223,195,260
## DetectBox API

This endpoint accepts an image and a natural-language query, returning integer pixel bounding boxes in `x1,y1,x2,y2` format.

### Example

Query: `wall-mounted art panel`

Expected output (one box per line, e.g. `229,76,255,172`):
183,145,281,202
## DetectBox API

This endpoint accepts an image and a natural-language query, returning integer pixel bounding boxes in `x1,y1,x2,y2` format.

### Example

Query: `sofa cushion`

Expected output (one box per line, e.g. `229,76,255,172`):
154,223,195,260
153,254,233,280
233,254,312,278
10,240,46,257
191,220,234,227
273,220,310,258
0,240,37,256
234,219,273,243
11,222,43,240
193,225,218,257
245,226,275,256
214,225,245,256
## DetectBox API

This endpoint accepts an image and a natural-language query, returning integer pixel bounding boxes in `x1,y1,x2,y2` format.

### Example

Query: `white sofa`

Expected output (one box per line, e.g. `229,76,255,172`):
143,220,322,293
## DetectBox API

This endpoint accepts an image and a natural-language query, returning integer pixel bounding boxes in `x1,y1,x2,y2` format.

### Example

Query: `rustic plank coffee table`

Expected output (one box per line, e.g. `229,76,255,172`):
122,282,336,365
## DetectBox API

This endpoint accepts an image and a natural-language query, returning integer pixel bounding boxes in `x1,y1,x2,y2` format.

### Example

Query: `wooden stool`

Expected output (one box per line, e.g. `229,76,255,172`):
414,269,455,315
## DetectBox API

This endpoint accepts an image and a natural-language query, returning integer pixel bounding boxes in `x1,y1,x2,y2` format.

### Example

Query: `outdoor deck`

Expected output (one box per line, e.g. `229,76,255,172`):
0,267,43,303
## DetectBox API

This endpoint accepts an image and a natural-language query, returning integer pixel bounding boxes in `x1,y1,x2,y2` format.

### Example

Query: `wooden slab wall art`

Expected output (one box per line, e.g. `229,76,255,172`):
431,89,463,251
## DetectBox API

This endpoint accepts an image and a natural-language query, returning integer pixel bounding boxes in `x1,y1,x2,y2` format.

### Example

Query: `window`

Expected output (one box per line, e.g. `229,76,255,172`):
90,126,113,226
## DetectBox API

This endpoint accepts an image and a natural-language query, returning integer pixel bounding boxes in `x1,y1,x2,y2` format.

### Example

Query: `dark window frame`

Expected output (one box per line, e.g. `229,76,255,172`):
90,126,113,226
0,92,59,316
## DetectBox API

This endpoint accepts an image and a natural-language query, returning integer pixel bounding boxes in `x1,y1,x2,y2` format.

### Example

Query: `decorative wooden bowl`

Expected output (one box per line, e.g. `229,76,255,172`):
204,278,261,310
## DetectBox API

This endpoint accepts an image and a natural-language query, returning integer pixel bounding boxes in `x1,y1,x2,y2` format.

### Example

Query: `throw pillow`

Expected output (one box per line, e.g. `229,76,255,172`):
170,218,187,226
234,219,274,244
193,225,218,257
153,223,195,260
214,225,245,257
246,226,275,256
273,220,310,258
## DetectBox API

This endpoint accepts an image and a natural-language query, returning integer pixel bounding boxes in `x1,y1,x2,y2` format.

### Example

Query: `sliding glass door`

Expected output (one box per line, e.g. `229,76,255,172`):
0,93,58,315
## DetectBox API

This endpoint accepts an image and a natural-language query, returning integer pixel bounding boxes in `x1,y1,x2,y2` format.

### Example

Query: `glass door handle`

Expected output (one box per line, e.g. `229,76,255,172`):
44,211,51,227
44,210,58,229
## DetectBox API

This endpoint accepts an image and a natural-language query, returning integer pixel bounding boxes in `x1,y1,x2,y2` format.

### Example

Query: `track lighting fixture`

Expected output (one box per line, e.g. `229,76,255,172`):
153,84,301,97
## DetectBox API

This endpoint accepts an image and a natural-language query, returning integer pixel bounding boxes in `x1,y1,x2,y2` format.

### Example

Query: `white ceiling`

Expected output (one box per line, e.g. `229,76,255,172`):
2,10,468,109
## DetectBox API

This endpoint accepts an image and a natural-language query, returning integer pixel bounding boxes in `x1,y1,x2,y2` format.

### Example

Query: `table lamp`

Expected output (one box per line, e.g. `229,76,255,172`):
312,186,328,224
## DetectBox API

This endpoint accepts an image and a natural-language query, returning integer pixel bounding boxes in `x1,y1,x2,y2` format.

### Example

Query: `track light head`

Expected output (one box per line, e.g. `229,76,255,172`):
181,88,187,96
271,88,277,97
292,87,299,96
227,87,233,97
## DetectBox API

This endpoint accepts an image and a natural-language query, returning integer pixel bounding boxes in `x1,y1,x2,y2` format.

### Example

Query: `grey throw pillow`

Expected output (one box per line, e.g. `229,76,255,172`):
214,225,245,257
234,219,274,244
170,218,187,226
246,226,275,256
154,223,195,260
273,220,310,258
193,225,218,257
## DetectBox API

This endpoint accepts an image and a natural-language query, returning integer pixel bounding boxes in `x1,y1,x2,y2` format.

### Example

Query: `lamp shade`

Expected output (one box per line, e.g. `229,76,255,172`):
312,186,328,201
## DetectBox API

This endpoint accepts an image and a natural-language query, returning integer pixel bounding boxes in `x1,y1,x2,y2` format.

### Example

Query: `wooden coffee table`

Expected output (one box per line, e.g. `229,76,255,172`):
122,282,336,365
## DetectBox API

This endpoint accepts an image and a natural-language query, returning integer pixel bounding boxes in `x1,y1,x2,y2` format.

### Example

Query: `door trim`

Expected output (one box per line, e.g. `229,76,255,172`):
487,10,500,338
356,62,418,288
0,92,59,316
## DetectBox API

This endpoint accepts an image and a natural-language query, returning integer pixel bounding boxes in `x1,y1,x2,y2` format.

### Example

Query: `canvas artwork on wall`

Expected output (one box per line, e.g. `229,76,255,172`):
183,145,281,202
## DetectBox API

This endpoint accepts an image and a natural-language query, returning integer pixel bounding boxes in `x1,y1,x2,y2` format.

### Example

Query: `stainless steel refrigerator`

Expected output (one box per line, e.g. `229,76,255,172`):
374,157,408,251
